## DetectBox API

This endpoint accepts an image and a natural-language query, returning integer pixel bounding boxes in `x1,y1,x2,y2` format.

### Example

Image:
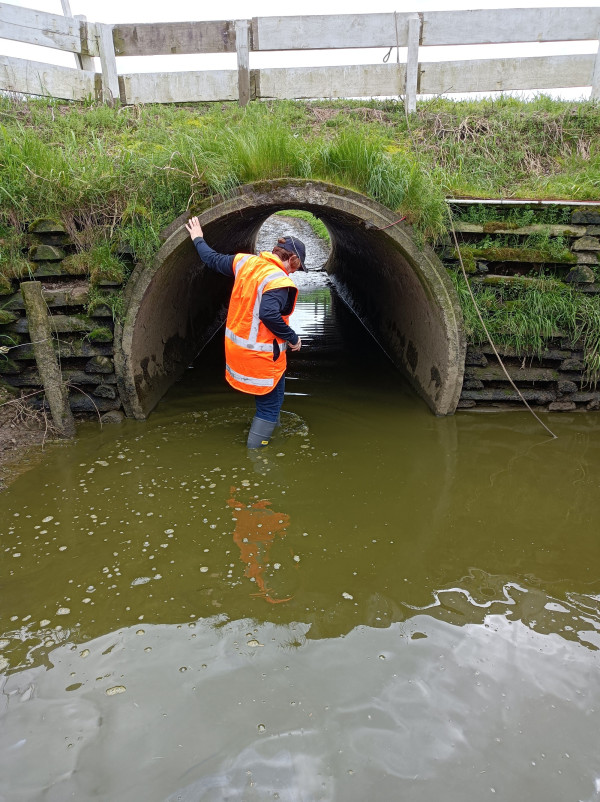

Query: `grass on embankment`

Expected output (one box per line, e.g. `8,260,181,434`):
2,94,599,262
1,95,600,376
276,210,331,242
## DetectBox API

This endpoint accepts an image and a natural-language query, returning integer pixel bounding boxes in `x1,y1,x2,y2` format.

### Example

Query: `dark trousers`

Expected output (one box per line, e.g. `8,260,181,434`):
254,374,285,423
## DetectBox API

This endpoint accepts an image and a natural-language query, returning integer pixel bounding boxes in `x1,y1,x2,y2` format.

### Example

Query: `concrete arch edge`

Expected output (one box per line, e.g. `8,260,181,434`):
115,179,465,419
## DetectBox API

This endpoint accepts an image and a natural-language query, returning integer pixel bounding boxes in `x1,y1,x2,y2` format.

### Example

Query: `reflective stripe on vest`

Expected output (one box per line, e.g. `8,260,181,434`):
225,327,288,353
248,271,287,343
226,365,274,388
233,254,251,275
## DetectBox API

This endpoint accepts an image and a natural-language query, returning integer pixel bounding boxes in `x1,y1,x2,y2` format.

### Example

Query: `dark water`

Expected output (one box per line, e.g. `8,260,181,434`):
1,220,600,801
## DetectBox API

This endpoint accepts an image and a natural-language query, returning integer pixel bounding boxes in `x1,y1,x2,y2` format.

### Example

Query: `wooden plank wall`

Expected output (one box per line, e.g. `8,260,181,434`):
1,4,599,105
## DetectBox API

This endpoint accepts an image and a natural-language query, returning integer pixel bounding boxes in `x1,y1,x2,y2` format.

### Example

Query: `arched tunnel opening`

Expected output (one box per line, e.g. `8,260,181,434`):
115,180,465,419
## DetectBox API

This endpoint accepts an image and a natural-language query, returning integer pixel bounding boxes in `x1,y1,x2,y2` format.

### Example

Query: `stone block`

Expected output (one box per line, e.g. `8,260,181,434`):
67,393,121,413
461,388,556,404
32,262,69,278
560,358,585,371
571,391,600,403
571,209,600,225
465,348,488,367
0,309,18,325
10,339,113,361
3,284,89,310
587,226,600,236
538,349,574,361
557,380,578,394
94,384,117,399
0,377,20,397
85,356,114,374
97,278,123,287
473,365,559,382
0,357,20,374
87,327,113,343
572,236,600,252
28,244,66,261
100,409,124,424
576,252,598,264
463,379,484,390
90,304,113,318
548,401,576,411
28,218,66,235
565,265,596,284
0,274,13,295
64,370,117,386
559,338,584,351
586,400,600,410
8,368,116,387
7,314,95,335
457,399,476,408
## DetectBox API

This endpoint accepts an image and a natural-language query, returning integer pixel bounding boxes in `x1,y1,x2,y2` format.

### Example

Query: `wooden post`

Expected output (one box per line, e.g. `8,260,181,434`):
20,282,75,438
236,19,251,106
97,22,120,104
75,16,96,71
405,13,421,114
592,26,600,100
60,0,94,71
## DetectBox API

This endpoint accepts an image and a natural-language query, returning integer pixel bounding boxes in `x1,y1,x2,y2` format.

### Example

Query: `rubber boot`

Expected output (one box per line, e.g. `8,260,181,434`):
246,416,277,449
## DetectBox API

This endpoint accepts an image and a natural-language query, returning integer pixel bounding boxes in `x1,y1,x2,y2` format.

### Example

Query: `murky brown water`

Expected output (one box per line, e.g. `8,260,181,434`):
1,219,600,801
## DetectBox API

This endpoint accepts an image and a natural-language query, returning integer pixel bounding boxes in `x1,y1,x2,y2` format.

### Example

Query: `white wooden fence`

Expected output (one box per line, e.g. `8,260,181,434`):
1,4,600,110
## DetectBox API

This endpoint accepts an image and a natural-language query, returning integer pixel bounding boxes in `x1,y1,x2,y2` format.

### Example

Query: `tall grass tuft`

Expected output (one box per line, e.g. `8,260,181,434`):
451,272,600,384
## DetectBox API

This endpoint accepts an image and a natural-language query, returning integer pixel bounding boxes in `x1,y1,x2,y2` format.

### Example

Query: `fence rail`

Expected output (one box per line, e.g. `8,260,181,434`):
1,4,599,108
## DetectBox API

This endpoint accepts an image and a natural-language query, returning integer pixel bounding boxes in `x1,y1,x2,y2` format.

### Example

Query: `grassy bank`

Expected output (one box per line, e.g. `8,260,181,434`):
1,95,599,376
1,95,599,257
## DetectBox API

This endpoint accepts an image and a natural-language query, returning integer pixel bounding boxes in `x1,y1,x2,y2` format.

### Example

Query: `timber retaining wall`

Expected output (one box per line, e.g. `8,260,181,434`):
446,205,600,412
1,205,600,417
0,219,126,423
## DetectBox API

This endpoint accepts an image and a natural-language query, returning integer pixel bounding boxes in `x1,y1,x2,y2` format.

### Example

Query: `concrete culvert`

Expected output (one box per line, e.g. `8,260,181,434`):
115,180,465,418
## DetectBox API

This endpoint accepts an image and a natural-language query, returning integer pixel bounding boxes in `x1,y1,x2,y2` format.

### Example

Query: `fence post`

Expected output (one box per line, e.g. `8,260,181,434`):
60,0,94,71
405,13,421,114
74,16,96,71
236,19,251,106
592,27,600,100
20,281,76,438
97,23,120,105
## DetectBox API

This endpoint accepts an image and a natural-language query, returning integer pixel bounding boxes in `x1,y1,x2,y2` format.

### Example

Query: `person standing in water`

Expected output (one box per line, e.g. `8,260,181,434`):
185,216,305,448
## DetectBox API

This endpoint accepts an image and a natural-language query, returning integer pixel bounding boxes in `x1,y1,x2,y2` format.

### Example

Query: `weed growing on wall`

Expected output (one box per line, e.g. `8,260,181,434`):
451,204,574,227
451,271,600,383
0,226,30,288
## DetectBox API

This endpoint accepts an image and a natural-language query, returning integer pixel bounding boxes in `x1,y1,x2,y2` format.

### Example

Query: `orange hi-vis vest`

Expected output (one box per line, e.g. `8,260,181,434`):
225,252,298,395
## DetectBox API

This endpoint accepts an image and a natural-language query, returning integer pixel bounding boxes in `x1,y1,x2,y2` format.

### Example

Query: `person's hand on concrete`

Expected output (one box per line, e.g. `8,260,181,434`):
289,338,302,351
185,216,203,240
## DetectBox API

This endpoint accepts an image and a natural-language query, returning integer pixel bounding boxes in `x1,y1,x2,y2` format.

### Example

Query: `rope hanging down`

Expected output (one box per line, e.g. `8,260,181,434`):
448,213,557,440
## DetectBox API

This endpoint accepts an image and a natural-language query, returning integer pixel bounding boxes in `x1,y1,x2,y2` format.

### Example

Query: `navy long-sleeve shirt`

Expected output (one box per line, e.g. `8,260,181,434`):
193,237,299,345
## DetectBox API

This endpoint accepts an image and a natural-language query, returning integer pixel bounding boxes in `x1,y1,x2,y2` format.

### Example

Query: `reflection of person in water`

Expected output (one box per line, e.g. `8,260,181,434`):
227,487,292,604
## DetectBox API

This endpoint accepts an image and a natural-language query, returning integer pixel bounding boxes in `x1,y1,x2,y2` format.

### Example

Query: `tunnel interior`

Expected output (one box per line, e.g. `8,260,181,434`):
116,181,465,419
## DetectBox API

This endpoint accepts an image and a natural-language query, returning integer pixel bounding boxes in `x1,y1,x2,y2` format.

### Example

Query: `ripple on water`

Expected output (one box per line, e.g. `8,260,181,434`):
1,616,599,801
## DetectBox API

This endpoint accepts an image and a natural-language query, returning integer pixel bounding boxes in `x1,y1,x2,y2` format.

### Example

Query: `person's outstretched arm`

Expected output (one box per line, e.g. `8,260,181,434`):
185,216,234,278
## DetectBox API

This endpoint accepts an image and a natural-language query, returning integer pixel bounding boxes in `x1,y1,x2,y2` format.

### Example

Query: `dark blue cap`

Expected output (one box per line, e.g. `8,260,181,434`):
277,235,307,271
